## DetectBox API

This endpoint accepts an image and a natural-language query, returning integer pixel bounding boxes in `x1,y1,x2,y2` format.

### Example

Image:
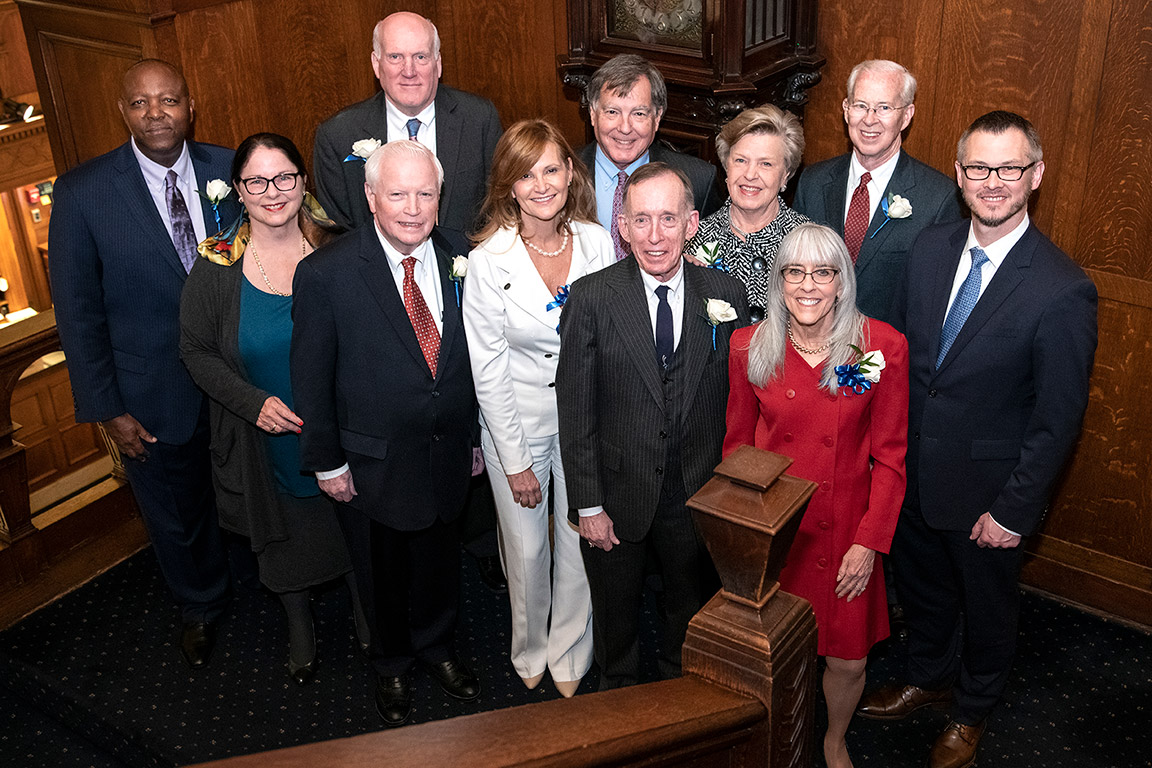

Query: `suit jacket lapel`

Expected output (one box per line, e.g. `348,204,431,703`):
927,223,969,370
189,141,236,235
434,89,463,219
822,154,850,237
358,226,431,374
936,227,1031,374
112,143,187,279
432,229,465,380
491,233,560,331
856,150,914,274
678,266,714,409
608,260,665,410
359,92,389,142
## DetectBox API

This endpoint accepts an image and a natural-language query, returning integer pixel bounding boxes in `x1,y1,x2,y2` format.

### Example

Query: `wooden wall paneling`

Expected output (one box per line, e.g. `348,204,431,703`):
550,0,583,144
0,193,30,311
0,0,37,96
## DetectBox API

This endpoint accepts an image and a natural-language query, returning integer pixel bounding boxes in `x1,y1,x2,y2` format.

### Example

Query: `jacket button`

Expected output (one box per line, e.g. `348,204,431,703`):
929,389,937,398
547,382,555,388
818,521,830,530
783,433,793,442
820,480,831,492
544,353,553,358
914,431,920,440
432,391,440,398
659,430,668,438
655,467,663,475
823,436,833,447
786,389,796,399
817,558,828,568
432,435,441,442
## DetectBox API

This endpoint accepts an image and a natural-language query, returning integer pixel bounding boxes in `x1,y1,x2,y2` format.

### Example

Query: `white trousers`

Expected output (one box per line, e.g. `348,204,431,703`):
481,429,594,683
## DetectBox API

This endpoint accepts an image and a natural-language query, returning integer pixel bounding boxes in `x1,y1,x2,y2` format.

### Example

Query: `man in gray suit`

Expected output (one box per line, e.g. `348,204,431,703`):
794,60,963,323
312,11,502,234
557,163,747,690
578,54,722,261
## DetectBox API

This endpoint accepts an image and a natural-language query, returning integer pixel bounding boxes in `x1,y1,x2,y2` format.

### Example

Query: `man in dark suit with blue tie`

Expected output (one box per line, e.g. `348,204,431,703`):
49,60,240,668
557,163,747,690
793,60,963,323
856,111,1097,768
292,140,481,728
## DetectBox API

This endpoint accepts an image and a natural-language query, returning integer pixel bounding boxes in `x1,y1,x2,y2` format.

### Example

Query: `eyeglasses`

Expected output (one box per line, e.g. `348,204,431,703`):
959,162,1037,182
844,101,907,119
240,172,300,195
780,267,839,284
625,214,685,231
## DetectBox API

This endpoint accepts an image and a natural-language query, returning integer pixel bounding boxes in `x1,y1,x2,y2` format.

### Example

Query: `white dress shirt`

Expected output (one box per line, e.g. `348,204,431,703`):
130,139,208,245
386,99,438,156
844,150,901,227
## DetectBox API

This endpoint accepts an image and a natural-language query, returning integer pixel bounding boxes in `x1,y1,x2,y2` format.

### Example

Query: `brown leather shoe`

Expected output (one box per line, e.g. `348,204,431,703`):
927,720,985,768
856,683,952,720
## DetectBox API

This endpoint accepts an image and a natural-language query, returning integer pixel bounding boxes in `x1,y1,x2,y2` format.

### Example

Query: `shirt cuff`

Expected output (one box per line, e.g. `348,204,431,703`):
988,513,1021,538
578,506,604,518
316,464,350,481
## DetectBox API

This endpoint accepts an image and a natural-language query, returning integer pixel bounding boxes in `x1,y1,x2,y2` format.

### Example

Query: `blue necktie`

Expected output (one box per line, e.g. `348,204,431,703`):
655,285,674,368
405,118,421,140
165,169,197,273
936,246,990,368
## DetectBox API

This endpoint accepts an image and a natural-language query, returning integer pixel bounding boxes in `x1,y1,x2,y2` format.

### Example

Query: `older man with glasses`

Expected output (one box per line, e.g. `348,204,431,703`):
794,59,964,324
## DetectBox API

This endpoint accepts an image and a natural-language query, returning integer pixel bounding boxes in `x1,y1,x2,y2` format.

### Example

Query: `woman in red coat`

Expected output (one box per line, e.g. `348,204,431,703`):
723,223,908,768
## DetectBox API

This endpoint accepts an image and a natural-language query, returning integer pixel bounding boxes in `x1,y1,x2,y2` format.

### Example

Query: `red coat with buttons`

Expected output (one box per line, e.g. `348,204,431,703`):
723,319,909,659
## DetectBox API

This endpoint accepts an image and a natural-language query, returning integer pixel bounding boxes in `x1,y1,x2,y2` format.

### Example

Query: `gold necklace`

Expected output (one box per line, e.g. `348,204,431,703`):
248,235,306,296
787,321,830,355
523,227,570,258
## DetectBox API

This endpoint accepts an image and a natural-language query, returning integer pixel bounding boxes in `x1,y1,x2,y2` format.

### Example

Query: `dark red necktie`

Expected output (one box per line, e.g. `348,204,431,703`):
844,171,872,263
401,256,440,374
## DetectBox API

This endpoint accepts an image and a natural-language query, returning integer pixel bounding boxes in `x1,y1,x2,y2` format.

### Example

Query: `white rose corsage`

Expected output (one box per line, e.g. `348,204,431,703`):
199,179,231,229
870,193,912,239
344,138,382,163
836,345,886,394
449,255,468,306
705,298,738,349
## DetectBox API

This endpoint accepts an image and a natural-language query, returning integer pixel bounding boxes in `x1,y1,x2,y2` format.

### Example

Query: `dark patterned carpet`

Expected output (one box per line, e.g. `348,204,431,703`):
0,547,1149,767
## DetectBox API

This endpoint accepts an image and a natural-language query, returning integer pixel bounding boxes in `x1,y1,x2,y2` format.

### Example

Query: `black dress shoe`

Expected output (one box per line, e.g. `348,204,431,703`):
180,622,215,669
426,657,480,700
288,658,316,686
477,555,507,592
375,676,411,727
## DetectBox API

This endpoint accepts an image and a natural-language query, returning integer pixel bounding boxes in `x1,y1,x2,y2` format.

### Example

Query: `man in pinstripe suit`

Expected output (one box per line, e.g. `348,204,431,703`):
557,163,749,689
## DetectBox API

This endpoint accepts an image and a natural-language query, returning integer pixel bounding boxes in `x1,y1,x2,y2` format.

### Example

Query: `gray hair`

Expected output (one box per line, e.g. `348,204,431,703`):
715,105,805,181
586,54,668,115
372,13,441,58
957,110,1043,164
364,139,445,189
846,60,917,106
746,223,866,395
622,162,693,214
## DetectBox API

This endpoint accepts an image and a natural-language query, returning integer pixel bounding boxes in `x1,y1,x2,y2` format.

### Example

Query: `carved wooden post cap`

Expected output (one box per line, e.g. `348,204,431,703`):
687,445,816,608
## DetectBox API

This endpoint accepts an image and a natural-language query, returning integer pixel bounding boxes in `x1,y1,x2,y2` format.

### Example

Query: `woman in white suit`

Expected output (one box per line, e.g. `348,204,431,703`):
464,120,613,696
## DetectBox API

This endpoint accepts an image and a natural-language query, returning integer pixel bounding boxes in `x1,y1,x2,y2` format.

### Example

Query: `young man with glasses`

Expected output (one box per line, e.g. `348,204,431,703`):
794,59,963,324
861,110,1097,768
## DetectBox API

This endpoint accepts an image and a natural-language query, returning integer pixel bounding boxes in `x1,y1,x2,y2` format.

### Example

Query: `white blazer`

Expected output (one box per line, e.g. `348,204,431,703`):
463,220,614,475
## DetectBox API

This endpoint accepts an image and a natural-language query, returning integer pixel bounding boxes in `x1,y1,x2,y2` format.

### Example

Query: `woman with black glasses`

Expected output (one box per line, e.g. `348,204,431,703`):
179,133,366,685
723,222,909,768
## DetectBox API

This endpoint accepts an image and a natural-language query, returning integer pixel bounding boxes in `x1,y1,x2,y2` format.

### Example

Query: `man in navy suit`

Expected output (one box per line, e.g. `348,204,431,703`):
577,54,722,261
49,60,240,668
793,60,963,323
312,11,502,234
292,140,481,728
857,112,1097,768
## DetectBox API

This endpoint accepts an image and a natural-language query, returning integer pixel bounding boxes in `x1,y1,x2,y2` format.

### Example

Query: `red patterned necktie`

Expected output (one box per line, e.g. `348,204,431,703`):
843,171,872,263
401,256,440,374
610,170,629,261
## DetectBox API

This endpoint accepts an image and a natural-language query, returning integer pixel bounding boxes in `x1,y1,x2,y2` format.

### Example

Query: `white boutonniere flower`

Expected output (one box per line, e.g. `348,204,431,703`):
204,179,231,204
704,298,737,350
345,138,382,162
871,193,913,239
450,255,468,281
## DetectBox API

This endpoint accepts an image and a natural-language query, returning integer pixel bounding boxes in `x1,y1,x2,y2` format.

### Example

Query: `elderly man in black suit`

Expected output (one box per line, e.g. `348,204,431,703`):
312,11,502,234
49,60,240,669
857,111,1097,768
578,54,723,261
292,140,482,728
793,60,963,323
557,163,747,690
313,10,505,591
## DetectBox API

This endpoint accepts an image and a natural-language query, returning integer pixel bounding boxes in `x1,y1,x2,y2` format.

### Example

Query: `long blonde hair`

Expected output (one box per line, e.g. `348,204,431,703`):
746,223,867,395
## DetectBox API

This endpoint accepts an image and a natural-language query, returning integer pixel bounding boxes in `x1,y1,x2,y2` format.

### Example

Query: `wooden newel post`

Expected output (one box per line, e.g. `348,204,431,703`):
682,444,819,767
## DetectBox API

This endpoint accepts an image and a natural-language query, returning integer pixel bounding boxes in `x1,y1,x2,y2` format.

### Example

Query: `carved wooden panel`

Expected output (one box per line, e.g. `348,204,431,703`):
0,0,37,96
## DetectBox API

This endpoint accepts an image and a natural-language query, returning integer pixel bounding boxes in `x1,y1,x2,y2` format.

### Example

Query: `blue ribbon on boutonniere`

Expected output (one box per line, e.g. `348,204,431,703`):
835,363,872,395
870,193,912,239
871,197,893,239
546,284,570,333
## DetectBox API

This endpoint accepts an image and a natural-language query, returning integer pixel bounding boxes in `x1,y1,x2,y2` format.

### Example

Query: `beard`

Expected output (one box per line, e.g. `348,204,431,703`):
963,189,1031,230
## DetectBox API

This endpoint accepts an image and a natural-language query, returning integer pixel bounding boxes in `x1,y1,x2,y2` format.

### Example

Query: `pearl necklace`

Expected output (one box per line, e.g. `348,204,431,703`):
523,228,570,258
787,322,830,355
249,235,307,296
